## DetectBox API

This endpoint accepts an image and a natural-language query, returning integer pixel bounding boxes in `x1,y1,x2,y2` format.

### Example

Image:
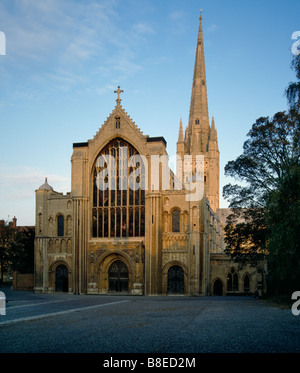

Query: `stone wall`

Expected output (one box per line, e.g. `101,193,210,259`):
12,271,34,290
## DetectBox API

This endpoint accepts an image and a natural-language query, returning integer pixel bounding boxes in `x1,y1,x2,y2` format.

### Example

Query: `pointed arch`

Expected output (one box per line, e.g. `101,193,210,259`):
243,273,251,293
227,268,238,292
91,137,146,238
212,278,223,296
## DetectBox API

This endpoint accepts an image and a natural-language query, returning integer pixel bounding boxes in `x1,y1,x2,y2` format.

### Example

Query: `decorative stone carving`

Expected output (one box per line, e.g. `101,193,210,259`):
49,217,54,236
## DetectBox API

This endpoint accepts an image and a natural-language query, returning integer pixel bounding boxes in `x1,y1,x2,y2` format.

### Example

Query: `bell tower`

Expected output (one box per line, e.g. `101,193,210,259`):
177,12,220,211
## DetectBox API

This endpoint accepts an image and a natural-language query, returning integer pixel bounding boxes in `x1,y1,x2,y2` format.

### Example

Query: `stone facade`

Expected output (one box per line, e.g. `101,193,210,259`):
34,16,265,296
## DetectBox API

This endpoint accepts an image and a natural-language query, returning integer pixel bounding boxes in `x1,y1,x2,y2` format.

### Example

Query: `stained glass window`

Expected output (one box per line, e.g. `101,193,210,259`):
92,138,145,238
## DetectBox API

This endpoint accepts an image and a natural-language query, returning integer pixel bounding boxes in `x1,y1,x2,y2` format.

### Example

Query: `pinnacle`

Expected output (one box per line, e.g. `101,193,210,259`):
178,118,184,143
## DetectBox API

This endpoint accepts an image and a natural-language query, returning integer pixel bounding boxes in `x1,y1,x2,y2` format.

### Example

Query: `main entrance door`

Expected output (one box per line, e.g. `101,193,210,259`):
55,264,68,292
108,260,129,293
167,265,184,294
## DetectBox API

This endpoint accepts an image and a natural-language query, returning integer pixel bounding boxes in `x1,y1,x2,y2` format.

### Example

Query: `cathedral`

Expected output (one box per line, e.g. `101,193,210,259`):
34,15,266,296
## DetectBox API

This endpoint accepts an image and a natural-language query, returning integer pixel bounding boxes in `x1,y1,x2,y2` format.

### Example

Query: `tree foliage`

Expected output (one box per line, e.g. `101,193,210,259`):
9,227,35,274
0,223,34,283
0,224,17,283
223,207,267,268
223,110,299,208
223,54,300,294
266,166,300,293
286,54,300,110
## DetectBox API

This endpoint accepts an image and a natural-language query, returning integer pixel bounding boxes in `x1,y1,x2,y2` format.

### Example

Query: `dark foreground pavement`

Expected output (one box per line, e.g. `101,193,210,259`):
0,286,299,369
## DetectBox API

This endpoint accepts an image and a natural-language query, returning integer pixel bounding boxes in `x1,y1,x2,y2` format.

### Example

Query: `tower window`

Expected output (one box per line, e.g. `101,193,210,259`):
115,117,120,129
57,215,64,237
172,209,180,232
195,119,199,125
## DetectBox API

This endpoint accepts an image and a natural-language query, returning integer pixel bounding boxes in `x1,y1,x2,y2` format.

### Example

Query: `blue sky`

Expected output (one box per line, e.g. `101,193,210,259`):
0,0,299,226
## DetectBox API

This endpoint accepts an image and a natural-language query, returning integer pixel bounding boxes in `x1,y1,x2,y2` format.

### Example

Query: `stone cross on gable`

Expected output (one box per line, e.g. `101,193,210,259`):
114,86,124,104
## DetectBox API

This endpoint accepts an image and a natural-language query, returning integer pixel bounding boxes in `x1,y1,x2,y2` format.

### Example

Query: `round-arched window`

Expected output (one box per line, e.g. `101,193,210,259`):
172,209,180,232
57,215,64,237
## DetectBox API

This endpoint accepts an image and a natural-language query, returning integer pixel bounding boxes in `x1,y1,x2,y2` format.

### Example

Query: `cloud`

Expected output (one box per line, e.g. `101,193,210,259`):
0,164,72,225
168,9,188,34
96,84,117,96
207,24,218,33
132,22,155,35
0,165,71,198
169,10,186,21
0,0,148,90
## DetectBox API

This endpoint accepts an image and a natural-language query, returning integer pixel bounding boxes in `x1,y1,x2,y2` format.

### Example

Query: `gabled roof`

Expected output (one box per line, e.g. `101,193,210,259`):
92,102,145,143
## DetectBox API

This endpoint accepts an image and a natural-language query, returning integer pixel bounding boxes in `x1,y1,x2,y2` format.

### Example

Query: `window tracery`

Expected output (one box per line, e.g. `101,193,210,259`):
92,138,145,238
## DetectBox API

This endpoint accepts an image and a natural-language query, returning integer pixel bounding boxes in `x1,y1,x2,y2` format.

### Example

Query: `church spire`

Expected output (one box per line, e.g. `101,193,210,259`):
188,12,210,141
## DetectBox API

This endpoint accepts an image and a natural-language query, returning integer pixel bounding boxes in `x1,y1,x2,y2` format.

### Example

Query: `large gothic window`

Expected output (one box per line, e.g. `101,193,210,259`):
92,138,145,238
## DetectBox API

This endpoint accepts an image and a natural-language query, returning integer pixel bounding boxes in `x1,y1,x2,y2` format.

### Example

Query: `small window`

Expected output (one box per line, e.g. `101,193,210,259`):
195,119,200,125
57,215,64,237
115,117,120,129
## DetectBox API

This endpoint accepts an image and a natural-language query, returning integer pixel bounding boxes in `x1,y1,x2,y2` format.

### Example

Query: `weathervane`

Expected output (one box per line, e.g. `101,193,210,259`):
114,86,124,105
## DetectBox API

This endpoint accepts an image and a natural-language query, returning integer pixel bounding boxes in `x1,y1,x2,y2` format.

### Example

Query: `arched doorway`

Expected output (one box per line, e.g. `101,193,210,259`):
213,279,223,296
167,265,184,294
108,260,129,293
55,264,68,292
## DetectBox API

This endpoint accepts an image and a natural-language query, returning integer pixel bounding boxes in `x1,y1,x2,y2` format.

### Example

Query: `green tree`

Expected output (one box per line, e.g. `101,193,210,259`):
0,223,35,282
0,223,18,283
286,54,300,110
266,165,300,294
223,54,300,294
9,227,35,274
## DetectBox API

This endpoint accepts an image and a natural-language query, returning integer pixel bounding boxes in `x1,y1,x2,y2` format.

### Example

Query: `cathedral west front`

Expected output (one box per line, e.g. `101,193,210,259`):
34,15,266,296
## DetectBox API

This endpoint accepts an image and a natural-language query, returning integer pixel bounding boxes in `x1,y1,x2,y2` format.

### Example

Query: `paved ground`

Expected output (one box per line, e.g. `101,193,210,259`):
0,286,299,355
